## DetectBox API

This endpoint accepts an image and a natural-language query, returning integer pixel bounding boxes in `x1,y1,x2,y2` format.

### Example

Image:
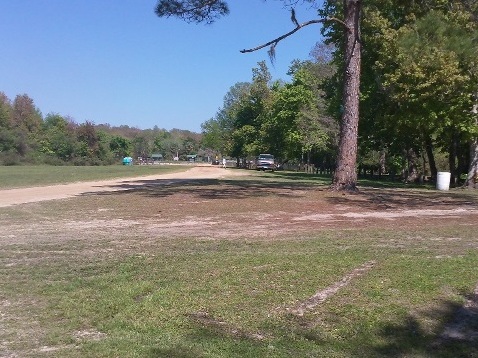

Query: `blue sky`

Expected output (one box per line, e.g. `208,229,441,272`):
0,1,324,132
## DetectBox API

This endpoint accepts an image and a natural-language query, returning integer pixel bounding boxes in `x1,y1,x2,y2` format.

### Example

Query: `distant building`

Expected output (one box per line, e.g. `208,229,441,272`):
187,154,197,162
151,153,163,162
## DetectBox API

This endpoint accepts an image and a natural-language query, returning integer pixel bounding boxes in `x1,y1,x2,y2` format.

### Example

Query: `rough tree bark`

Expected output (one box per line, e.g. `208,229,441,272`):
424,133,437,180
465,139,478,188
465,103,478,188
331,0,362,191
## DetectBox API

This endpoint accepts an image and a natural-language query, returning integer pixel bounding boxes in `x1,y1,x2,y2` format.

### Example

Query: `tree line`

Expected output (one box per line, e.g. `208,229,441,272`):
0,92,204,165
201,59,338,171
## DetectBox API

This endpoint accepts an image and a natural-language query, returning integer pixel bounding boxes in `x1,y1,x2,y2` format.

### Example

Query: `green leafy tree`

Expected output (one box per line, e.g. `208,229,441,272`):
155,0,364,190
183,136,198,154
201,117,225,155
365,5,478,183
12,94,42,134
0,92,12,129
386,12,475,179
230,62,273,159
109,135,131,158
163,136,184,160
152,130,171,158
0,93,18,164
75,121,101,161
204,62,274,162
322,0,478,186
132,135,153,160
40,113,76,162
266,72,312,159
201,82,253,159
267,62,336,162
96,130,115,164
4,94,44,162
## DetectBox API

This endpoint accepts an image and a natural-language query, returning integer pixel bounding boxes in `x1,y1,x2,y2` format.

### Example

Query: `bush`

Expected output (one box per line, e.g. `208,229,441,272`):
43,156,68,166
0,150,22,166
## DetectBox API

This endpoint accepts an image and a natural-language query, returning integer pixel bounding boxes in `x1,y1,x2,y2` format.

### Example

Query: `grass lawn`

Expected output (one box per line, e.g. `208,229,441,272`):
1,169,477,357
0,164,190,189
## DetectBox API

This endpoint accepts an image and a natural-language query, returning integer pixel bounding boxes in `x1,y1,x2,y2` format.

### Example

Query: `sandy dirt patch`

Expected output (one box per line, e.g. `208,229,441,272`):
0,165,247,208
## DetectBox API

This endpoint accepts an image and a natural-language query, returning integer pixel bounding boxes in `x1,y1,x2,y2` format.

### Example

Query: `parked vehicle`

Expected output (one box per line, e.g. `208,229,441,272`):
255,154,276,171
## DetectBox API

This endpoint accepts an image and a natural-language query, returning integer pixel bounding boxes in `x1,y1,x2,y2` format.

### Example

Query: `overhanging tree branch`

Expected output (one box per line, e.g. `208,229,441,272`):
240,16,349,55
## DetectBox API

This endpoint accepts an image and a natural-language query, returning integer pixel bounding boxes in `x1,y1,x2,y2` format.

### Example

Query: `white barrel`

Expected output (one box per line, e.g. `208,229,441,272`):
436,172,451,190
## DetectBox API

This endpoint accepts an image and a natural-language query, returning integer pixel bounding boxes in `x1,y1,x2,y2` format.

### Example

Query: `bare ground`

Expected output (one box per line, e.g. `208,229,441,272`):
1,165,478,355
1,165,477,244
0,165,246,208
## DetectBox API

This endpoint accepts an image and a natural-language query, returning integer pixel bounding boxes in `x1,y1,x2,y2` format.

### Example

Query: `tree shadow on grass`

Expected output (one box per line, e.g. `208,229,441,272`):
149,345,206,358
270,170,434,189
325,187,478,211
154,291,478,358
147,312,266,358
374,297,478,358
288,292,478,358
272,170,473,191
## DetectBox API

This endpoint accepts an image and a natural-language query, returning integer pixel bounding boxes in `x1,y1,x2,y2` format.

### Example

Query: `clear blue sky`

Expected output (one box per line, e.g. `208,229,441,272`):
0,1,324,132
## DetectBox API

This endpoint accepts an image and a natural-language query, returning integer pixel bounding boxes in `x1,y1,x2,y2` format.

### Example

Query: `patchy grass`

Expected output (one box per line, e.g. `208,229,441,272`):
0,164,189,189
1,171,478,357
2,231,477,357
271,170,439,190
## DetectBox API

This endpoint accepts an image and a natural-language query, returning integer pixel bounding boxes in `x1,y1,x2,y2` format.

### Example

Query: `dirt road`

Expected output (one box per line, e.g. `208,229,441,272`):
0,166,247,208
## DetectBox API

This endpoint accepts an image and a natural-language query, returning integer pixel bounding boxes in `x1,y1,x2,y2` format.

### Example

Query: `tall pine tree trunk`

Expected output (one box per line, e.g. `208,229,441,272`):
449,133,457,185
332,0,362,191
466,103,478,188
466,139,478,188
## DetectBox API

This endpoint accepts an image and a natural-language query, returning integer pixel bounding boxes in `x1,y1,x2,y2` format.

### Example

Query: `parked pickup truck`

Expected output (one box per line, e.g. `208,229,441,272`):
255,154,276,171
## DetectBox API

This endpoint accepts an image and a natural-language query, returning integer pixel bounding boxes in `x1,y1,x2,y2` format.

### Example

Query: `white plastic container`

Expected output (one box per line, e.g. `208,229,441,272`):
436,171,451,190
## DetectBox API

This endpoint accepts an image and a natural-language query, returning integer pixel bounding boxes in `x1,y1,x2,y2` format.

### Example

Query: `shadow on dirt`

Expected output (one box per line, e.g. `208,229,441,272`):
81,177,324,201
81,171,478,212
325,188,478,211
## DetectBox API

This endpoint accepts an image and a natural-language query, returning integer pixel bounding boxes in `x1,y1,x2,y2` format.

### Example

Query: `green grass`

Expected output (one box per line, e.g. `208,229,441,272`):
0,164,189,189
2,228,478,357
270,170,439,190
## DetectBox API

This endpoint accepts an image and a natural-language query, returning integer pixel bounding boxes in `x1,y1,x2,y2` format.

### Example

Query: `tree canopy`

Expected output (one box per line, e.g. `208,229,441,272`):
155,0,229,23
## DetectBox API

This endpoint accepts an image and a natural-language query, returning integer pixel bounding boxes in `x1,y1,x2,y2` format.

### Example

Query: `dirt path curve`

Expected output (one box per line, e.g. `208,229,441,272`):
0,165,249,208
